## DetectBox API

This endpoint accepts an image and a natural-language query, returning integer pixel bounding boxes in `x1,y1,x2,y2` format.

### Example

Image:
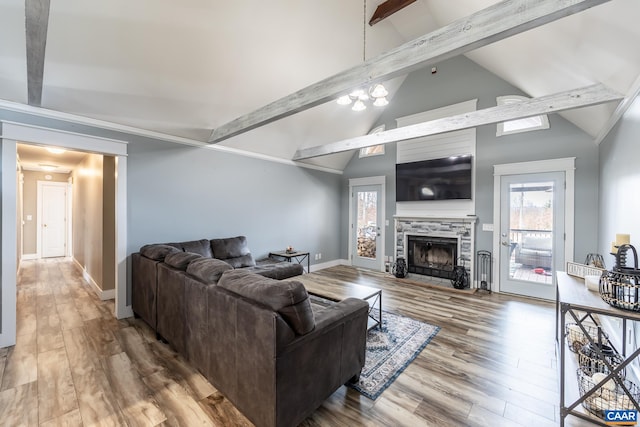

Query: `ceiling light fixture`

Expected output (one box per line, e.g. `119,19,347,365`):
46,147,66,154
39,164,58,172
336,1,389,111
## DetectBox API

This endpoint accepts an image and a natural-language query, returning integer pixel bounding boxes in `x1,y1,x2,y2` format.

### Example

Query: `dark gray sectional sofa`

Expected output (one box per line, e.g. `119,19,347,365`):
131,236,369,427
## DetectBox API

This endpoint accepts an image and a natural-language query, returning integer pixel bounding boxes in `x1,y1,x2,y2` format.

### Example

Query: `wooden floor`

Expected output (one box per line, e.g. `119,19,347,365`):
0,258,593,426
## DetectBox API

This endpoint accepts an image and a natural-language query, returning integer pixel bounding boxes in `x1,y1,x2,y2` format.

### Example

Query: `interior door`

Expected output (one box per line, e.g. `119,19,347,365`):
40,182,67,258
499,172,565,299
352,184,382,270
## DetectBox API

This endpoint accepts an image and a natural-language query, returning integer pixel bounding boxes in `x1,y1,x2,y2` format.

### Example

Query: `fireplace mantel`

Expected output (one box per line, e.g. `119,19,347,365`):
394,216,476,288
394,215,477,223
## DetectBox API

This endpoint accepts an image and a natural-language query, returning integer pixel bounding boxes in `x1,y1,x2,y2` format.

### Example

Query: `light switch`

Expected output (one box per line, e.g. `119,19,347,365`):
482,223,494,232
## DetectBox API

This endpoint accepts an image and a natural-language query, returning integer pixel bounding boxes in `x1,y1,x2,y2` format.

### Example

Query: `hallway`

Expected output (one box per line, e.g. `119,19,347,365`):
0,258,249,426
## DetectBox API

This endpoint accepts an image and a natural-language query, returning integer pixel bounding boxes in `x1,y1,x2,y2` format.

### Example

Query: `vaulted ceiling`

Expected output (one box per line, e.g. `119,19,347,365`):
1,0,639,171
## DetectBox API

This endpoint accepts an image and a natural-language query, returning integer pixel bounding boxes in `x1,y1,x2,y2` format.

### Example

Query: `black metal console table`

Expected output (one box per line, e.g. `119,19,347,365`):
557,272,640,426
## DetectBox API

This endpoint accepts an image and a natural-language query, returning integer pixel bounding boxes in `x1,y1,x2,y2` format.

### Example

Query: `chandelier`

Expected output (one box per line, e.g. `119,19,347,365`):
336,84,389,111
336,0,389,111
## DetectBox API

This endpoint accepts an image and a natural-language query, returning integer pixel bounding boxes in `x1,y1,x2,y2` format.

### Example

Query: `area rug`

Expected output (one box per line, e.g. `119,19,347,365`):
348,308,440,400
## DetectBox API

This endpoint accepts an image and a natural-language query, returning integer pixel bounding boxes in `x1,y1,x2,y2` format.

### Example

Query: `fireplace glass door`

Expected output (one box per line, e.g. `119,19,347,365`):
499,172,565,299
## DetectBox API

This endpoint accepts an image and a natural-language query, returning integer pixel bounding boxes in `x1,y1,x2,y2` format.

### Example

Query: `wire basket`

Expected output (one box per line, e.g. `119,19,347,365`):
577,367,639,419
577,342,624,378
600,244,640,312
565,322,609,354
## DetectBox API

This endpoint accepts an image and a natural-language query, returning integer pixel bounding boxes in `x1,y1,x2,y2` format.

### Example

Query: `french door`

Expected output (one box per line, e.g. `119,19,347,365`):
351,184,384,271
499,172,565,299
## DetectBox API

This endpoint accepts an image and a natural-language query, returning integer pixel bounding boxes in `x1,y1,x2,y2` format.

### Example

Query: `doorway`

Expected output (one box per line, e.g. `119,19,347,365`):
1,122,129,348
37,181,69,258
349,176,386,271
493,158,575,300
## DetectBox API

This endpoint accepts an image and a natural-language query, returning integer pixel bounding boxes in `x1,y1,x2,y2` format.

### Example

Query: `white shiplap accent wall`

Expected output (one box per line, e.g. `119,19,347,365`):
395,99,477,218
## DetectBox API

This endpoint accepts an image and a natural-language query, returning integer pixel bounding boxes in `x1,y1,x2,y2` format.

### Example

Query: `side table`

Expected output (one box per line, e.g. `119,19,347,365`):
269,250,310,274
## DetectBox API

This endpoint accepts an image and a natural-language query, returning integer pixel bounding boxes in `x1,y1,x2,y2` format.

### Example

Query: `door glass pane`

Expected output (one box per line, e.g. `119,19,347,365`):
356,191,377,259
509,181,554,285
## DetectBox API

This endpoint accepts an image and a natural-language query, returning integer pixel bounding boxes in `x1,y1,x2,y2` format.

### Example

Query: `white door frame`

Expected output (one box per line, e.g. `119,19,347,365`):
492,157,575,293
348,176,386,272
37,181,69,258
1,121,129,348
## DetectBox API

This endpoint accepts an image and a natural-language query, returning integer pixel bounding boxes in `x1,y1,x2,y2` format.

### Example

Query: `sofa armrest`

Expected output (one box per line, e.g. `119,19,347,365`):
274,297,368,426
278,297,368,354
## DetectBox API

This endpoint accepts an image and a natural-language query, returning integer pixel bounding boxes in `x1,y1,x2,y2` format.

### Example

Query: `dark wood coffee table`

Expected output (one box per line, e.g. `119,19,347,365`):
299,279,382,330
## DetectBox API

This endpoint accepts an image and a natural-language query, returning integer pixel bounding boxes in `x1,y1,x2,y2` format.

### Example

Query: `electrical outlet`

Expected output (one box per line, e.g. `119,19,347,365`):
318,253,322,260
314,254,318,260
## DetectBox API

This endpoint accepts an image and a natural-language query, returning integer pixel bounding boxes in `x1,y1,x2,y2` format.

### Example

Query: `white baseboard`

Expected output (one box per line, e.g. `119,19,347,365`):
72,257,115,301
310,259,350,272
120,305,134,319
21,253,38,260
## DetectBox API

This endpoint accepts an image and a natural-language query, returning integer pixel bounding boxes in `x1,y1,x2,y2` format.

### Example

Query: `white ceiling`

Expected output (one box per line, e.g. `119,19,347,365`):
2,0,639,171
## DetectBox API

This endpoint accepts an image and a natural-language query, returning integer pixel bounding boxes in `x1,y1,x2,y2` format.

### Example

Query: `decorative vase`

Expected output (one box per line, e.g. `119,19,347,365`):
392,257,408,278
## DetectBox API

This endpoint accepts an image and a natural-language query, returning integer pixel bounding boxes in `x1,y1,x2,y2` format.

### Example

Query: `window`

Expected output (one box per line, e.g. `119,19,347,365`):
496,95,549,136
359,145,385,158
359,125,386,158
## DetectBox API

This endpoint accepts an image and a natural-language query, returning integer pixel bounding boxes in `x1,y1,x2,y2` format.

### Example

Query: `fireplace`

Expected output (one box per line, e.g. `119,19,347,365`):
407,235,458,279
395,216,475,288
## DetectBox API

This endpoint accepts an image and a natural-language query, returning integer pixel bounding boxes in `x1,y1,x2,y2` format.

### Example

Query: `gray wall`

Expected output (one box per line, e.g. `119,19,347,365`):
342,56,600,264
599,95,640,265
127,139,342,263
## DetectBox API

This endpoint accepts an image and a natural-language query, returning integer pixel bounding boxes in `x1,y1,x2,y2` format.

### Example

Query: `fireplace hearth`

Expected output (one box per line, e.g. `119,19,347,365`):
407,235,458,280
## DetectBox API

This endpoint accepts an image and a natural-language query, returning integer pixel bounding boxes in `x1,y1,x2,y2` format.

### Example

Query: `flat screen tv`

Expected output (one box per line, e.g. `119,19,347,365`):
396,155,472,201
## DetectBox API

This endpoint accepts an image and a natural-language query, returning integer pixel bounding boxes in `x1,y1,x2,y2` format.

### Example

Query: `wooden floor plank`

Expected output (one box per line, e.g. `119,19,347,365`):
0,381,38,426
145,338,216,401
197,391,253,427
142,370,214,426
37,312,64,354
114,327,164,378
63,328,127,426
37,347,78,423
103,352,166,427
39,408,83,427
83,318,123,357
1,331,38,391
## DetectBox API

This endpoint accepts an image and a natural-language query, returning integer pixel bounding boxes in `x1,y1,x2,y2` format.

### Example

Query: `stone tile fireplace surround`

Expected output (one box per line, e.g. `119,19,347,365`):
394,216,476,288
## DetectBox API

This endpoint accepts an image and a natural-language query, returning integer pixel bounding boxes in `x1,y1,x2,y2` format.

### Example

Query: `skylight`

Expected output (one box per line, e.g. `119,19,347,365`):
496,95,549,136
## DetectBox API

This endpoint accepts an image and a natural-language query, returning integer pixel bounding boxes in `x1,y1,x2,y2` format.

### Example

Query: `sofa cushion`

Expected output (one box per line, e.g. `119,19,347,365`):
211,236,256,268
522,236,552,251
245,262,304,280
140,244,181,261
186,258,233,283
179,239,213,258
164,252,203,270
218,270,315,335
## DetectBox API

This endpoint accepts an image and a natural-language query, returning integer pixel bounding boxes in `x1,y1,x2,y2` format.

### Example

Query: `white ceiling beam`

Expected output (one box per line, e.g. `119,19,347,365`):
25,0,51,107
293,84,623,160
209,0,611,143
